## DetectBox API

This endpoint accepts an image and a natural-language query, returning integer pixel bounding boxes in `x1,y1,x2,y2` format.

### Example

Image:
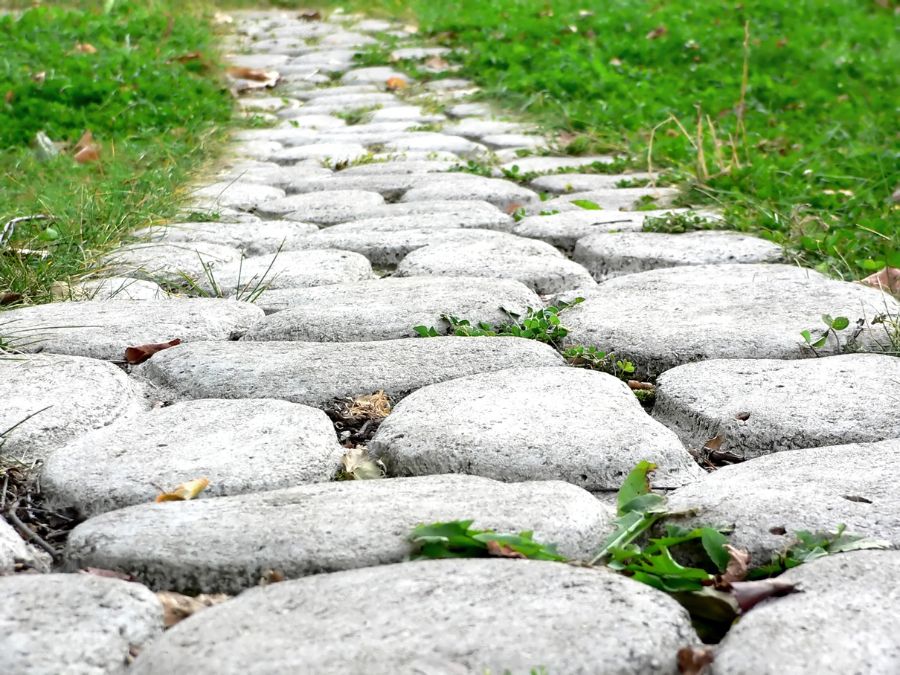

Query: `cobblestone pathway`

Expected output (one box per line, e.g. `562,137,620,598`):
2,9,900,675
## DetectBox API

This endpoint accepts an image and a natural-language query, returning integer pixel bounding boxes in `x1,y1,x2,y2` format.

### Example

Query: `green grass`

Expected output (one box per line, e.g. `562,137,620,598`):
299,0,898,278
0,1,233,303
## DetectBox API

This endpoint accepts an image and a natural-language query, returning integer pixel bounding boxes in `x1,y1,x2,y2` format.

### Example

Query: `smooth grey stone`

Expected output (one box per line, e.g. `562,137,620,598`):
533,187,681,213
358,199,510,222
653,354,900,458
446,102,493,117
137,337,564,408
390,46,451,60
371,367,701,491
384,132,487,158
563,264,900,377
530,172,655,193
328,207,513,232
60,277,167,301
443,119,530,138
42,399,342,517
227,53,289,70
191,181,286,210
341,66,410,86
0,299,264,361
480,133,548,150
269,113,346,129
368,105,446,123
218,162,333,188
712,551,900,675
66,475,613,593
0,518,49,574
513,209,680,252
372,149,463,162
290,227,517,266
293,85,380,101
400,175,539,211
103,241,242,284
352,18,394,32
230,139,283,161
396,238,597,294
339,159,457,175
574,230,784,280
282,173,449,200
425,78,475,91
293,92,401,112
235,96,299,112
0,574,163,675
215,249,375,293
666,439,900,566
496,155,616,175
234,127,319,146
319,31,377,48
128,558,695,674
270,142,370,165
256,189,385,222
134,221,319,256
293,49,357,71
0,354,146,462
245,276,541,336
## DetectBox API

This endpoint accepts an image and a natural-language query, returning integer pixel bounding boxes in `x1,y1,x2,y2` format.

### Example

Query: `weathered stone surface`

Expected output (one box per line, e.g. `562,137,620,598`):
0,574,163,675
219,160,331,188
497,155,616,175
341,66,410,86
353,18,394,32
319,31,376,48
481,133,547,150
293,49,357,70
443,119,530,138
373,149,463,162
653,354,900,458
358,199,511,222
42,399,343,517
294,92,401,113
217,250,375,293
270,142,369,165
368,105,445,123
294,85,380,101
446,102,493,117
128,558,695,674
0,354,146,462
562,264,900,378
66,475,613,592
513,209,683,252
134,220,319,256
390,46,450,60
533,187,680,213
234,127,319,146
0,299,264,361
425,77,475,91
192,181,286,210
371,367,700,491
711,551,900,675
59,277,167,301
666,439,900,567
383,132,487,158
0,518,49,574
339,158,457,175
246,276,542,336
530,172,655,193
236,96,299,112
138,337,564,407
257,189,384,222
230,139,283,161
574,231,784,280
400,175,540,210
103,242,242,284
396,238,597,294
227,53,289,70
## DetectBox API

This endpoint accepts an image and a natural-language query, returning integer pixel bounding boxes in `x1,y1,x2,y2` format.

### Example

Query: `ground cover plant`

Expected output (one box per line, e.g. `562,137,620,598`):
0,0,233,303
298,0,898,279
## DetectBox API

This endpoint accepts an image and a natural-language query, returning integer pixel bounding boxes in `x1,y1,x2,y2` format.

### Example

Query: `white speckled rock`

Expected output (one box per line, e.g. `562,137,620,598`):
256,189,384,222
356,199,511,222
191,181,286,210
0,518,49,574
270,142,369,165
383,133,487,158
102,242,242,284
134,220,319,256
137,337,564,407
294,86,381,102
127,558,696,675
228,53,289,70
497,155,616,175
339,159,457,175
390,46,451,60
0,299,264,361
530,172,655,193
532,187,680,213
325,207,512,233
41,399,342,517
574,230,784,280
371,367,701,491
57,277,167,301
213,249,375,293
0,354,146,462
562,264,900,378
480,133,547,150
0,574,163,675
368,105,446,123
399,175,540,210
513,209,682,252
396,238,597,294
425,78,475,91
446,102,493,118
341,66,410,86
245,276,541,336
443,119,531,138
65,475,613,592
711,551,900,675
230,139,283,161
665,439,900,566
236,96,300,112
653,354,900,458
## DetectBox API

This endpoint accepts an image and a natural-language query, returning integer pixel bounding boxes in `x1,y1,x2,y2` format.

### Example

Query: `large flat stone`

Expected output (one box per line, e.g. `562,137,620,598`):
340,66,410,86
42,399,342,517
214,249,375,293
0,299,264,361
368,105,446,124
666,439,900,566
712,551,900,675
256,189,385,223
128,558,695,674
137,337,564,407
65,475,613,593
270,142,370,165
293,85,380,101
383,132,487,158
102,242,243,284
282,173,456,200
352,199,511,223
245,276,542,336
191,181,286,211
532,187,681,213
497,155,616,175
0,574,163,675
338,159,457,175
574,231,784,280
1,518,49,574
400,175,539,210
653,354,900,458
562,264,900,378
58,277,167,301
512,209,683,252
371,366,701,491
395,238,597,294
134,220,319,256
480,133,548,150
443,119,530,138
530,172,655,193
0,354,146,462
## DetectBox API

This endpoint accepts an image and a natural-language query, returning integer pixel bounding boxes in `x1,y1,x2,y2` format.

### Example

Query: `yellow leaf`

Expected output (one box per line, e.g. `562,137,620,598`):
155,477,209,502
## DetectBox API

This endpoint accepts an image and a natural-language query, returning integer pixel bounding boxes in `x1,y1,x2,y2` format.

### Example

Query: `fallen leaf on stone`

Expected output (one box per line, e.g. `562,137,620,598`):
226,67,280,91
298,10,321,21
677,645,715,674
424,55,450,71
702,433,725,452
155,477,210,502
73,42,97,54
486,540,527,559
718,545,750,585
79,567,135,581
627,380,654,391
646,25,668,40
156,591,230,628
339,447,386,480
729,579,798,613
385,76,408,91
860,267,900,295
124,338,182,365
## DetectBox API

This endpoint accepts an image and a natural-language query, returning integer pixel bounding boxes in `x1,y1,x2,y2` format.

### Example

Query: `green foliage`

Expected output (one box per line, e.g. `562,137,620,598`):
562,345,635,379
642,212,721,234
334,106,378,126
410,520,566,561
570,199,600,210
800,313,854,353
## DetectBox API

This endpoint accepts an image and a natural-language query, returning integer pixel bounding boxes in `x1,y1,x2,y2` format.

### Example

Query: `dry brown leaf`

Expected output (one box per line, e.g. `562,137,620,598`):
424,55,451,71
718,545,751,585
0,292,23,306
860,267,900,296
627,380,655,391
74,145,100,163
348,390,392,419
298,10,322,21
156,591,230,628
124,338,182,365
74,43,97,54
385,76,408,91
4,90,13,104
702,433,725,452
677,645,715,674
729,579,798,613
486,540,527,559
155,477,210,503
646,26,668,40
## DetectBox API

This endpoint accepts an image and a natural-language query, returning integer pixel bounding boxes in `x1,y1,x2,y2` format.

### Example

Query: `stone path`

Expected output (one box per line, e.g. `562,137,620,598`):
1,9,899,674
